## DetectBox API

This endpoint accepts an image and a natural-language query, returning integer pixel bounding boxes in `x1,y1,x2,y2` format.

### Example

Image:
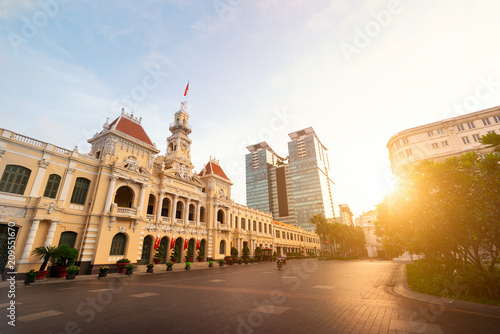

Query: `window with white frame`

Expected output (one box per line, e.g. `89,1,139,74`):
482,118,491,126
472,134,480,142
467,122,475,129
457,124,465,131
462,136,470,144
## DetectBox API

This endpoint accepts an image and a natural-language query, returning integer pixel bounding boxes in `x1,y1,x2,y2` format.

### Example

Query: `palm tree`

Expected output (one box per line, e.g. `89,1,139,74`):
31,245,58,271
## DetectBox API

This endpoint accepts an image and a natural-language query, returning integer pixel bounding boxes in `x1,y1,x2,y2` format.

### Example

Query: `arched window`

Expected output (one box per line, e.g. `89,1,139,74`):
219,240,226,255
259,222,262,232
114,186,134,208
58,231,77,248
175,201,184,219
217,209,224,224
0,165,31,195
161,198,170,217
235,216,238,229
110,233,127,255
147,194,156,215
199,207,206,222
253,221,257,231
70,178,90,205
241,218,246,230
43,174,61,198
141,236,153,264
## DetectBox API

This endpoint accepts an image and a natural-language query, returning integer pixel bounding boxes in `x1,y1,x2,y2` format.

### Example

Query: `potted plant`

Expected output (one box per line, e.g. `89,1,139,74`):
30,245,57,280
170,246,180,263
66,266,79,280
231,247,238,261
218,259,224,266
197,245,204,262
185,261,191,270
125,264,134,275
242,246,250,264
53,244,79,278
153,245,164,264
116,258,131,273
185,245,193,262
98,266,109,278
166,261,174,271
255,247,263,262
146,263,154,273
208,260,214,267
237,258,243,265
24,269,38,285
250,257,255,263
224,256,232,265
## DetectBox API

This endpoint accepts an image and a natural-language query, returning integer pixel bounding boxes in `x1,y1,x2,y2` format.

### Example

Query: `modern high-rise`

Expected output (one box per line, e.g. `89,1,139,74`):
246,127,336,231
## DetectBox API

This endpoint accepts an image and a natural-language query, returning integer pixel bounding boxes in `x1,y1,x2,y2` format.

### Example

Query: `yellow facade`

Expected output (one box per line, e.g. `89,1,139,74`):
0,103,320,277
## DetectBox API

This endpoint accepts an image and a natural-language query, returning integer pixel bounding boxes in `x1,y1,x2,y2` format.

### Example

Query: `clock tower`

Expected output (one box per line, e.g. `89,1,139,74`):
164,101,194,174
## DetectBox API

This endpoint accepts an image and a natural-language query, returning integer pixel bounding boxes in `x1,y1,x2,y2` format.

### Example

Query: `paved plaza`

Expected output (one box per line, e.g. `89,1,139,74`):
1,259,499,333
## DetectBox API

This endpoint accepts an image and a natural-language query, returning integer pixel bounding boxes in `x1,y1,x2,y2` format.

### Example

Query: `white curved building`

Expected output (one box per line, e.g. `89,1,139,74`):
388,105,500,175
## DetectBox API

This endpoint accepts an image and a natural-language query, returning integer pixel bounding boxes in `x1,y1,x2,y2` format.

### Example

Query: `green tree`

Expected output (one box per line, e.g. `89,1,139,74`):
375,151,500,272
480,132,500,153
242,246,250,260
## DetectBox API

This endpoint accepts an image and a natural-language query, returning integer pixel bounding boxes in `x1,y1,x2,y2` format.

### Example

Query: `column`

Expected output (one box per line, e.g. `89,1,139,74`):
44,220,59,246
103,176,118,212
20,219,41,263
184,199,190,225
196,203,201,225
138,183,147,216
171,195,178,223
214,204,219,228
157,191,164,222
29,160,49,197
58,168,75,202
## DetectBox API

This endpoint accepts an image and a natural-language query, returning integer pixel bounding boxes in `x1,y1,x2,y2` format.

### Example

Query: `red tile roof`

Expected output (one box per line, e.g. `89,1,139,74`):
199,160,230,180
108,116,154,146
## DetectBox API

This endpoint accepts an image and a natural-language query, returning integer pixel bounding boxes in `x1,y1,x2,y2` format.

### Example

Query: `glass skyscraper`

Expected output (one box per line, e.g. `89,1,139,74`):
246,127,335,231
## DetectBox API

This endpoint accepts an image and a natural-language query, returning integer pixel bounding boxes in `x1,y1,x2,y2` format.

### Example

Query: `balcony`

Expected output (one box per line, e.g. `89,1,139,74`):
146,214,156,221
161,216,171,223
110,204,138,217
199,222,207,228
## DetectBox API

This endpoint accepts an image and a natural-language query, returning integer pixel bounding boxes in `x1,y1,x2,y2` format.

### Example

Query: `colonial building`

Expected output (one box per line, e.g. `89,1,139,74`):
387,105,500,176
0,103,320,278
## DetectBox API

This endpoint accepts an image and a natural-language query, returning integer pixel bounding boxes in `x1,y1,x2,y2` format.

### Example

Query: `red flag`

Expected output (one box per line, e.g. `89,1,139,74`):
184,239,188,250
184,81,189,96
196,240,200,250
170,238,175,249
154,235,160,250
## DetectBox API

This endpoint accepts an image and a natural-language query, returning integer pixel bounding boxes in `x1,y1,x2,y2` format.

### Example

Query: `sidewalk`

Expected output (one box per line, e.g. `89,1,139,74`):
0,261,228,288
392,263,500,318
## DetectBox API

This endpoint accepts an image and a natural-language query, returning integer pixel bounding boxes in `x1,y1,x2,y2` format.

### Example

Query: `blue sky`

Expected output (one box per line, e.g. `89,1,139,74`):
2,0,500,218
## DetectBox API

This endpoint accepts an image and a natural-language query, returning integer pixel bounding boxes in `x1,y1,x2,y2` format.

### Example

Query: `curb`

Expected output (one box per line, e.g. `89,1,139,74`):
393,263,500,318
0,261,260,288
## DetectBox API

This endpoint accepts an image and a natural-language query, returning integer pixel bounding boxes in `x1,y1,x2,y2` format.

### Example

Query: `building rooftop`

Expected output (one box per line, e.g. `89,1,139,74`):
106,109,154,146
246,141,285,160
199,157,230,181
